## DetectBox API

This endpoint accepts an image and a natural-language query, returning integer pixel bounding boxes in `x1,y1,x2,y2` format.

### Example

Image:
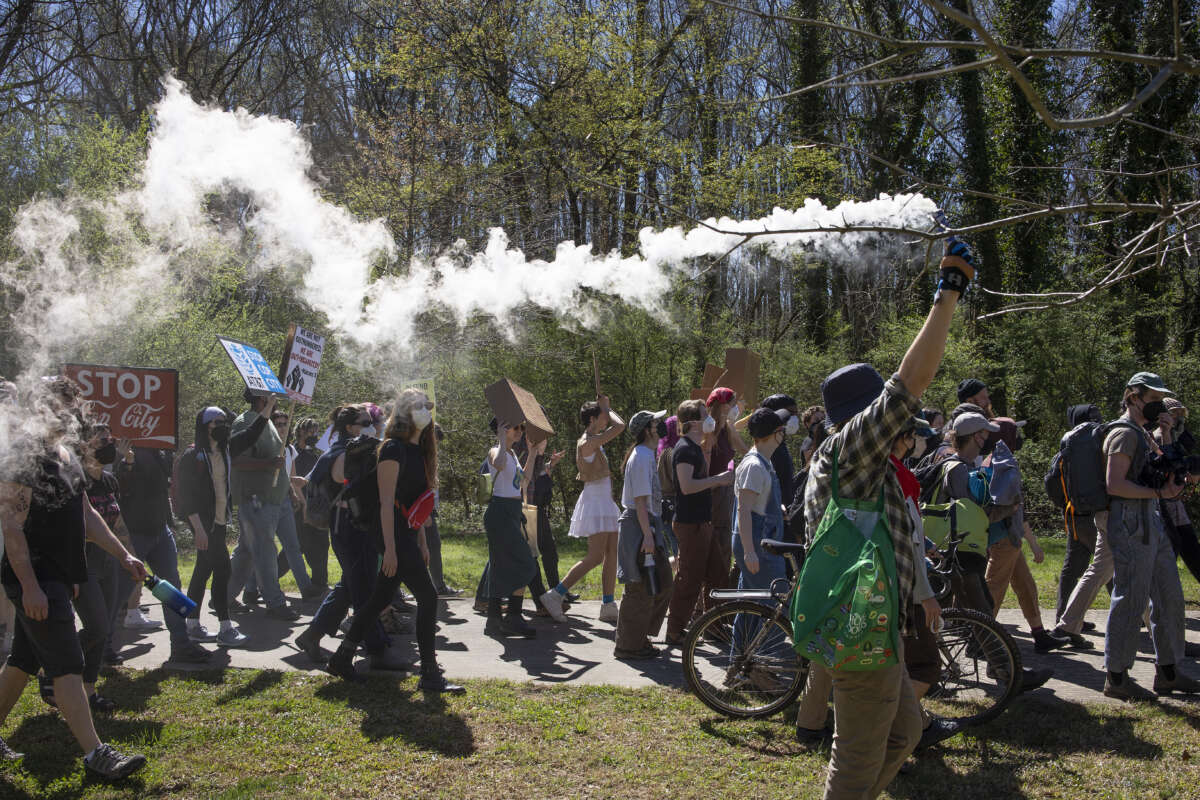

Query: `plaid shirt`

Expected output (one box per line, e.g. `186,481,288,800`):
803,374,919,635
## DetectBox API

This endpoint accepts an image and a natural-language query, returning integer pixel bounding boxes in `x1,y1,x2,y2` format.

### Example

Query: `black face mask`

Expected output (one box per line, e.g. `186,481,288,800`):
212,424,230,444
95,442,117,465
655,419,669,438
305,435,319,448
1141,400,1167,429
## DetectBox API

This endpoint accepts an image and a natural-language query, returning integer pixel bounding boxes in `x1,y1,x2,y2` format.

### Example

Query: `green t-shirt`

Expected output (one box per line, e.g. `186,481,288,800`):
230,410,290,505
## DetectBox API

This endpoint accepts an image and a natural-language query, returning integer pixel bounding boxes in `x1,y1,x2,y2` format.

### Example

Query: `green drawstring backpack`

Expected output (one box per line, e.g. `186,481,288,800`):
790,446,900,672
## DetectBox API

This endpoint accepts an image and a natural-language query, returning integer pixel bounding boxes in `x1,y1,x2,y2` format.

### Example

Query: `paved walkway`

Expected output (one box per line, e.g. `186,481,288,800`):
111,595,1200,707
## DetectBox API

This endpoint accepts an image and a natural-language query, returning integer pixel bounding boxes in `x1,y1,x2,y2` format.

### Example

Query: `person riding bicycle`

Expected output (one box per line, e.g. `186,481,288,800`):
794,231,974,800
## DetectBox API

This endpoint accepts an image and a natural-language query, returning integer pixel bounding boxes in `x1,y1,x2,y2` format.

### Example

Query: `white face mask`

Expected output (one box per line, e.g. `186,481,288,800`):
702,416,717,434
411,407,433,431
727,404,740,421
785,416,800,436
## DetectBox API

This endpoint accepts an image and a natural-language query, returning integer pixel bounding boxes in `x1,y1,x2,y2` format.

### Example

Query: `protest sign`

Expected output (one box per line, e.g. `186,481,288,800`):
63,364,179,448
407,378,437,418
279,324,326,405
485,378,554,445
217,336,288,397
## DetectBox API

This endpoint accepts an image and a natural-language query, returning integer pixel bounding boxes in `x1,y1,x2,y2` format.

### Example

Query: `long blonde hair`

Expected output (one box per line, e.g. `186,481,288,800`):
381,388,438,488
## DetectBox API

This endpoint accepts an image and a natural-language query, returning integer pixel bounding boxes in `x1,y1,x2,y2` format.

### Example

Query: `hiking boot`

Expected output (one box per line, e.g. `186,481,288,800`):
326,647,364,683
1154,669,1200,696
84,743,146,780
1019,667,1053,693
1104,671,1156,702
294,629,324,662
599,601,619,624
169,642,212,664
0,736,22,761
265,604,301,622
1033,628,1071,653
916,716,962,751
216,626,248,648
538,590,568,623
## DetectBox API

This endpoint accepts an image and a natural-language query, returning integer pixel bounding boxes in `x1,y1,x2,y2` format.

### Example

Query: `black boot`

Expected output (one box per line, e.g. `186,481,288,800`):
326,641,365,683
504,595,537,639
483,598,506,637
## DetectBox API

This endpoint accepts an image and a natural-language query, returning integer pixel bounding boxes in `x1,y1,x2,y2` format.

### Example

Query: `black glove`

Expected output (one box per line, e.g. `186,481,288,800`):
937,235,974,301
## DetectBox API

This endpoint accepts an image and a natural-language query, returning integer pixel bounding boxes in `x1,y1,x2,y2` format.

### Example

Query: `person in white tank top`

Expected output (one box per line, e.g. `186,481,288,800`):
540,395,625,624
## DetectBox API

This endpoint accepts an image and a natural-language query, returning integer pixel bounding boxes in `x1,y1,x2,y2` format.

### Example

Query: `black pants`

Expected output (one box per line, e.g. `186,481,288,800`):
278,514,330,587
1163,518,1200,585
1056,511,1097,621
76,543,118,684
187,523,232,620
535,503,559,589
426,511,446,591
346,529,437,672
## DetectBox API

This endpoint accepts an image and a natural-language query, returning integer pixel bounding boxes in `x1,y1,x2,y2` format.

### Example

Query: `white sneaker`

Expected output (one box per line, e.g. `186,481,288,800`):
538,590,568,623
186,622,218,642
124,608,162,631
216,627,248,648
599,601,619,624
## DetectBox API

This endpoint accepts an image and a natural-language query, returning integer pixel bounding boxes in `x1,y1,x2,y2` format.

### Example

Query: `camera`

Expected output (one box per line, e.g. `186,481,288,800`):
1142,443,1200,489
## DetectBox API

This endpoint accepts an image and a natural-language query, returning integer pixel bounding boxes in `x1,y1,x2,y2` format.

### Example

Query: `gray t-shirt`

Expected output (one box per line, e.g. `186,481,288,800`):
621,445,662,516
734,450,773,515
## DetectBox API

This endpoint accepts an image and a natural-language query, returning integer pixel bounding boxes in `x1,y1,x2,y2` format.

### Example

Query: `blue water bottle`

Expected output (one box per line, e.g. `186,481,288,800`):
145,574,197,617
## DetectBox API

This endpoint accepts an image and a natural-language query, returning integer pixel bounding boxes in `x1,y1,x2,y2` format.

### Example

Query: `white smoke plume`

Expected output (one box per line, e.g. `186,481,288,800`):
0,77,940,474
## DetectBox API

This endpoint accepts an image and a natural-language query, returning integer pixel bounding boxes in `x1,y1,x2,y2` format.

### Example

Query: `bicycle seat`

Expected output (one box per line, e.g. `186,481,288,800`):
760,539,805,557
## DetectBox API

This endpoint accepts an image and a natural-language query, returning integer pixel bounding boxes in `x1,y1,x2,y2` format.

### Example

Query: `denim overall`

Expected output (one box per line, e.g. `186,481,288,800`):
732,452,789,594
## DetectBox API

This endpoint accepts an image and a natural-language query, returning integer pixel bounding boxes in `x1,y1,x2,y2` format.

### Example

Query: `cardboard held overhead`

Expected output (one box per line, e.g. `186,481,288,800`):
485,378,555,445
723,348,761,408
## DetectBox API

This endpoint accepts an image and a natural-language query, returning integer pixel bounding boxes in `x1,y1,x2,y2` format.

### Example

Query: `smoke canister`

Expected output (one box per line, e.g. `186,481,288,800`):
145,575,198,617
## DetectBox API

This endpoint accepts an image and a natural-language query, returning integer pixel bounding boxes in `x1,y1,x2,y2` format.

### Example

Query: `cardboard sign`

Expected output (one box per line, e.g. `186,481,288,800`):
484,378,554,445
279,324,326,405
723,348,761,408
406,378,437,419
63,364,179,448
217,336,288,397
690,363,726,401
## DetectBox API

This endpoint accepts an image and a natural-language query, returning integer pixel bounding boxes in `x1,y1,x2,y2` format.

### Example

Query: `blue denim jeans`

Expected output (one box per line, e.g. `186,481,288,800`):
243,498,313,597
228,499,288,610
1105,498,1186,672
131,527,189,646
308,522,388,654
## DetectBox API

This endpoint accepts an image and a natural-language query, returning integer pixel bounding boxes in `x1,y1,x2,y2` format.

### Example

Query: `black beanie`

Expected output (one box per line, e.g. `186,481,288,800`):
957,378,986,404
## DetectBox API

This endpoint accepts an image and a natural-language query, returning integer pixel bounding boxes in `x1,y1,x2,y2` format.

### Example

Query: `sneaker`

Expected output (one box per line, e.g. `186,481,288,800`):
1154,669,1200,696
566,592,582,603
226,599,251,615
916,717,962,751
242,591,261,607
538,590,568,623
169,642,212,664
325,649,365,683
0,736,22,761
1033,628,1071,653
437,586,464,599
301,585,328,602
103,648,125,666
216,627,248,648
187,622,219,642
265,605,301,622
599,601,619,624
419,673,466,694
795,725,832,752
1105,672,1157,701
84,743,146,780
124,608,161,631
472,597,488,614
1081,620,1098,633
294,629,324,662
1019,667,1054,693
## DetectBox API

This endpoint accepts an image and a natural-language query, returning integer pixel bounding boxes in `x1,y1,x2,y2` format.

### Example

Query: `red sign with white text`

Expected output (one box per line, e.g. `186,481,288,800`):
63,364,179,449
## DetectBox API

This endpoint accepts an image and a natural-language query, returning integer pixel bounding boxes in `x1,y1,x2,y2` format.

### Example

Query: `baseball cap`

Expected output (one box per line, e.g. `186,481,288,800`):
1127,372,1174,395
706,387,735,407
950,412,1000,436
747,408,788,439
628,409,667,439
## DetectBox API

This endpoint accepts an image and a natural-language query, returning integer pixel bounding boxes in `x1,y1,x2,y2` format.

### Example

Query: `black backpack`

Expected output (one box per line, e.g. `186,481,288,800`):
913,453,962,504
302,443,346,529
1044,420,1141,516
340,434,384,531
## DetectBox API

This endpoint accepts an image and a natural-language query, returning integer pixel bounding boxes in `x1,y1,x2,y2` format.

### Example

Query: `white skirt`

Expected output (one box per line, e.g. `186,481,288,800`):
568,477,620,538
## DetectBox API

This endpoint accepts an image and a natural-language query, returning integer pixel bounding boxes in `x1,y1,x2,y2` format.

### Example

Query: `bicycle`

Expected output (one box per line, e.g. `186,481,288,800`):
682,523,1022,726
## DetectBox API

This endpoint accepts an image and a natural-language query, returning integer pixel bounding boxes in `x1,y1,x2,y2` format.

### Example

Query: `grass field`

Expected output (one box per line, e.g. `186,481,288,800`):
1,669,1198,799
177,523,1200,613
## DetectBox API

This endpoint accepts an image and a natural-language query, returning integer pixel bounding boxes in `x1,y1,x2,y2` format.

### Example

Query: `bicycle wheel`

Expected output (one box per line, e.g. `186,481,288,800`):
924,607,1022,726
681,600,808,719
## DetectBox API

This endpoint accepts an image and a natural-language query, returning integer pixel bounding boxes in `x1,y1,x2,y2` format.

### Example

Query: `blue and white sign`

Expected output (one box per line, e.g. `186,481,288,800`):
217,336,288,397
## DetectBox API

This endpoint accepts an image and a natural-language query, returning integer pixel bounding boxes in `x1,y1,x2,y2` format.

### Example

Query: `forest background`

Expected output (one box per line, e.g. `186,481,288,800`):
2,0,1199,531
